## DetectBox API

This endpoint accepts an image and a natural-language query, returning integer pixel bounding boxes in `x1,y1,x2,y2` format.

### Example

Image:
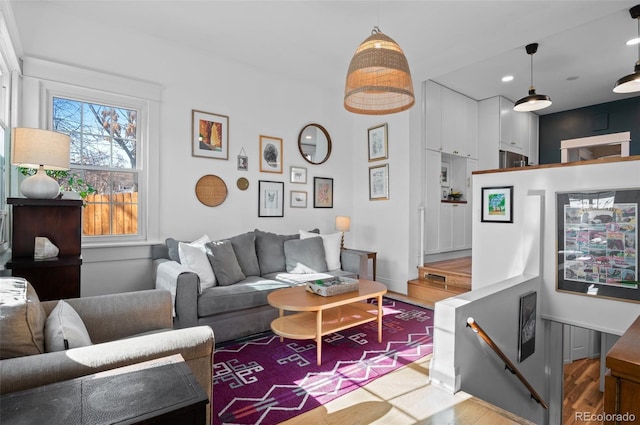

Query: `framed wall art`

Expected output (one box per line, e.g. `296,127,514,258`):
192,110,229,160
313,177,333,208
518,291,537,362
290,190,307,208
368,123,388,162
556,189,639,303
259,135,283,173
258,180,284,217
290,166,307,184
369,163,389,201
440,161,450,187
481,186,513,223
237,148,248,171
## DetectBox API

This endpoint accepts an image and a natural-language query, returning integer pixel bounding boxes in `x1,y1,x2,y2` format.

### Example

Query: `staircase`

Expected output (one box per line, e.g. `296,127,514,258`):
407,257,472,308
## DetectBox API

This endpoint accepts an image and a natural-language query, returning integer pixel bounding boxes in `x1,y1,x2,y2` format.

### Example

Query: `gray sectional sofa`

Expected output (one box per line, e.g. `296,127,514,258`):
152,229,370,343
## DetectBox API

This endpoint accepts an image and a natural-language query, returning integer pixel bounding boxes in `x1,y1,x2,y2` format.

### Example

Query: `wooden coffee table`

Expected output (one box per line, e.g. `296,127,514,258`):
267,279,387,365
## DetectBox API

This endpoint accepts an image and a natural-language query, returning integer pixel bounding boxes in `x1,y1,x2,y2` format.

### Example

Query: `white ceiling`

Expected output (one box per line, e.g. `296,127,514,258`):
8,0,640,115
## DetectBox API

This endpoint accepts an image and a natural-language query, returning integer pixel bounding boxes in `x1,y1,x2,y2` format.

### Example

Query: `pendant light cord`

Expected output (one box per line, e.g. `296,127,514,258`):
530,52,534,89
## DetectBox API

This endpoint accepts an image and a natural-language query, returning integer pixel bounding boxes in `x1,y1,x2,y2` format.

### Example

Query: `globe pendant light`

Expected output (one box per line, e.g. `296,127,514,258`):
344,26,415,115
613,5,640,93
514,43,552,112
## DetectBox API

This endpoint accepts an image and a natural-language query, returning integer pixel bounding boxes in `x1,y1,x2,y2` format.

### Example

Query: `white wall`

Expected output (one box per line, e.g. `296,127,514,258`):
10,5,422,296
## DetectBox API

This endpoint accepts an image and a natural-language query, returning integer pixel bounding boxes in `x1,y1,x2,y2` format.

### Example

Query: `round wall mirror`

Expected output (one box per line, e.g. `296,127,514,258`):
298,123,332,165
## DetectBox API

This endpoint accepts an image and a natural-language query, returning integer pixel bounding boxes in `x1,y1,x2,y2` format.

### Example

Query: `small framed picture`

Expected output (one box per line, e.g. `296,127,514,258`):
313,177,333,208
368,123,388,162
259,135,283,173
481,186,513,223
192,110,229,160
369,164,389,201
290,190,307,208
518,291,537,362
440,162,450,187
237,155,248,171
258,180,284,217
290,166,307,184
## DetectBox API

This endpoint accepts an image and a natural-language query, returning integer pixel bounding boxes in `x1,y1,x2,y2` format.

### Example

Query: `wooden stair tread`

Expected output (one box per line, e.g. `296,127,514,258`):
408,257,472,306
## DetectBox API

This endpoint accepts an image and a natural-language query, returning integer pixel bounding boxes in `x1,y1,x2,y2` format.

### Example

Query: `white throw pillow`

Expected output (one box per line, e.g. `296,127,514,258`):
44,300,92,352
300,230,342,271
179,236,216,290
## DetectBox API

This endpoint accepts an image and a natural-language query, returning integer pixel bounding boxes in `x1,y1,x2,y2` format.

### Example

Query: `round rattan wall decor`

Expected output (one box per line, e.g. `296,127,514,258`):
236,177,249,191
195,174,227,207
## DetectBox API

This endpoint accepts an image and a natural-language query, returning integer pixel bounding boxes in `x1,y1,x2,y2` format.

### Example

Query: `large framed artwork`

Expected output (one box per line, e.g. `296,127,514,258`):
313,177,333,208
481,186,513,223
518,291,537,363
556,189,639,303
192,110,229,160
259,135,283,173
258,180,284,217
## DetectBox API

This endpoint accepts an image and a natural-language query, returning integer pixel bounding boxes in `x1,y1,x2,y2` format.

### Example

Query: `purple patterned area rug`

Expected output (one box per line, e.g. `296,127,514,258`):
212,298,434,425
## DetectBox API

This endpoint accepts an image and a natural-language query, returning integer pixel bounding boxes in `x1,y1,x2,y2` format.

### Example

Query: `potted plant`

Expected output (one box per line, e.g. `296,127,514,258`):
17,167,96,203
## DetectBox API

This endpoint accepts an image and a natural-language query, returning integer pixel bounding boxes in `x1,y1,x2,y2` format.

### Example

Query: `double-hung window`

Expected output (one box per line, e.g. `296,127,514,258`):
50,94,144,239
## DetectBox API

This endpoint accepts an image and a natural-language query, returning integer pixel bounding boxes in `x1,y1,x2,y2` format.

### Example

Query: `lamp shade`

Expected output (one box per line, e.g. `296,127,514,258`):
614,5,640,93
12,128,70,170
335,216,351,232
513,89,553,112
344,27,415,115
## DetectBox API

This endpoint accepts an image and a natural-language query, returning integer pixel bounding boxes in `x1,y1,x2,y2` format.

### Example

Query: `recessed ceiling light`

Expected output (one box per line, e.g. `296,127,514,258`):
501,75,514,82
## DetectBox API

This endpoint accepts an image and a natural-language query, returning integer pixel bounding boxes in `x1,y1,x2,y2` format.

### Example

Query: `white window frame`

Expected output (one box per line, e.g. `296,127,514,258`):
46,86,147,243
21,57,161,246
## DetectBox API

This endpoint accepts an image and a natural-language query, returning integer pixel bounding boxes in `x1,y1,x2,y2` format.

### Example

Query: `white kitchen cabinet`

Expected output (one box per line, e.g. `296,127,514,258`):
478,96,537,170
440,202,468,251
425,80,478,159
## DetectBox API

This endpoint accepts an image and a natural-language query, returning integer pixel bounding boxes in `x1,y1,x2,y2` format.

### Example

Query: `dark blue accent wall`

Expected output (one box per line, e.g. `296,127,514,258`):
538,95,640,164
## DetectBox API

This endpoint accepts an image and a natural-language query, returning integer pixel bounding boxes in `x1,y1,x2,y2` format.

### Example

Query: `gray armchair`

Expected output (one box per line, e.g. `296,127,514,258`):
0,289,214,424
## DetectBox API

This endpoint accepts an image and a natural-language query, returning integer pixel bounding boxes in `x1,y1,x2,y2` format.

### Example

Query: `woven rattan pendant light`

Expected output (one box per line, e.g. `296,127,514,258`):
344,26,415,115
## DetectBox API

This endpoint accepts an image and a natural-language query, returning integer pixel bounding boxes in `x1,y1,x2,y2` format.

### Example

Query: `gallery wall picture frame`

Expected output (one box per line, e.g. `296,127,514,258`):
258,180,284,217
290,166,307,184
192,110,229,160
556,189,639,303
369,163,389,201
368,123,388,162
518,291,537,363
237,147,248,171
481,186,513,223
313,177,333,208
440,161,450,187
290,190,307,208
259,135,283,173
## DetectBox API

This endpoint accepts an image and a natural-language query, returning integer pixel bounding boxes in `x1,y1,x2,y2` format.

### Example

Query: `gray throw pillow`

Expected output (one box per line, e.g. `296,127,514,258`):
228,232,260,276
206,240,246,286
165,238,181,263
254,229,299,275
284,237,328,273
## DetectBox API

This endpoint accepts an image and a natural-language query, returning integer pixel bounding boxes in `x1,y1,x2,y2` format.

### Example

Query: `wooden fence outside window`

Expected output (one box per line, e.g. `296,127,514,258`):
82,192,138,236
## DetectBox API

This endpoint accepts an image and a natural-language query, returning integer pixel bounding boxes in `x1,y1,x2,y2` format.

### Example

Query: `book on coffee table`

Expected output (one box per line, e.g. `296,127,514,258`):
305,276,359,297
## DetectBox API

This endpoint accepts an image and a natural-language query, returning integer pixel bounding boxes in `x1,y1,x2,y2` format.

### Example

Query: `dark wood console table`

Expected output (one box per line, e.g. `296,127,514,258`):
0,354,208,425
6,197,82,300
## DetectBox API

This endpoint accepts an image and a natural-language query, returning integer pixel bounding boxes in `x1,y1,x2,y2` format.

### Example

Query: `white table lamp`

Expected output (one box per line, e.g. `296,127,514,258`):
12,128,70,199
335,216,351,250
